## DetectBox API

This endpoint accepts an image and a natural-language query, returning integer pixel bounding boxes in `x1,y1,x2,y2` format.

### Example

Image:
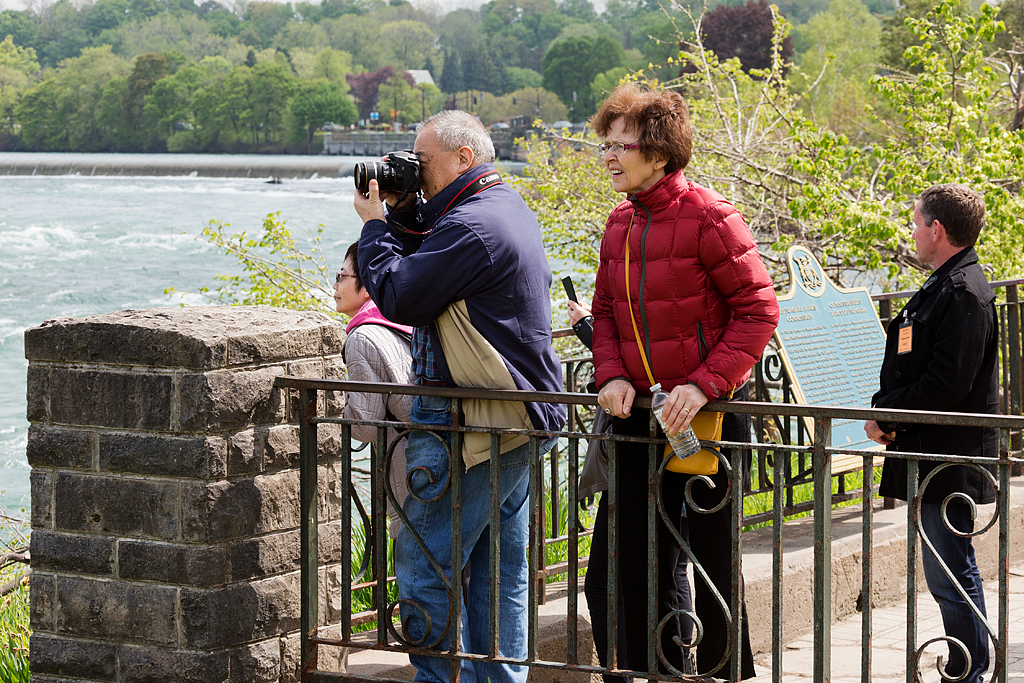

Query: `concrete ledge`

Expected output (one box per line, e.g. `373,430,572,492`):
340,479,1024,680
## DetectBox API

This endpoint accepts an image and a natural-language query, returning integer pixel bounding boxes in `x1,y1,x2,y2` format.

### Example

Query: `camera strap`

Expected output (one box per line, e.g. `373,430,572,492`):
435,169,503,226
391,169,503,237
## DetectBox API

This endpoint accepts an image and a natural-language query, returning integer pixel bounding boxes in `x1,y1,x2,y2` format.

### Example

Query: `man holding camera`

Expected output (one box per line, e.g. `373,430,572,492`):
354,110,566,683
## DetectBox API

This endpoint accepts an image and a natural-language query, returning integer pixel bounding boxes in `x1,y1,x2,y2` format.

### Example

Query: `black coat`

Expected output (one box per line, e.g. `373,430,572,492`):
874,248,999,505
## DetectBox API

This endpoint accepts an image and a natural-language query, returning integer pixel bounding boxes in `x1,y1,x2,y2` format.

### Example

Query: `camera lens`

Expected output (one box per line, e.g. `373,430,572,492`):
354,161,396,193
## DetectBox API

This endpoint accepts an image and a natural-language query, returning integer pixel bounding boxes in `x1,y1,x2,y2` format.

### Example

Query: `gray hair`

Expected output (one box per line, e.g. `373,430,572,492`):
421,110,494,165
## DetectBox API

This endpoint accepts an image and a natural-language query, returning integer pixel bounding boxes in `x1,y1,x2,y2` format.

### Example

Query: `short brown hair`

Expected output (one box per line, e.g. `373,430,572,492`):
590,83,692,174
345,242,364,291
918,184,986,248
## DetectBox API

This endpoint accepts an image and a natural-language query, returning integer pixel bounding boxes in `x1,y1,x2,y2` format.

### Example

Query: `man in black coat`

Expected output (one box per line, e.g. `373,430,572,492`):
865,184,997,683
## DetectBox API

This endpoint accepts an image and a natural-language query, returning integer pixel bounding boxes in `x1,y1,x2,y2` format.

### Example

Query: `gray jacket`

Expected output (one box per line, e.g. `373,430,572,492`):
344,324,414,537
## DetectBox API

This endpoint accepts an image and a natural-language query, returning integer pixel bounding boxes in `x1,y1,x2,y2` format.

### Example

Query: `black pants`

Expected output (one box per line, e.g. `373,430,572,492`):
609,388,756,680
584,494,692,683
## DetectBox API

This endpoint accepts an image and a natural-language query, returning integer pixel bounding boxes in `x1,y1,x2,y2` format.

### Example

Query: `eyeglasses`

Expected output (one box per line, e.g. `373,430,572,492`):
598,142,641,157
335,272,358,283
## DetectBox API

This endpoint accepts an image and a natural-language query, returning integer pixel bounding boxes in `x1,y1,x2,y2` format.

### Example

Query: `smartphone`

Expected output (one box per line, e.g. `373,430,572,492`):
561,276,578,303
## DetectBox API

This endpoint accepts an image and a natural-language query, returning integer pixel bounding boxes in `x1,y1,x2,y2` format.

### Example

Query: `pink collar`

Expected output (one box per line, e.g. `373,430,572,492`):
346,300,413,336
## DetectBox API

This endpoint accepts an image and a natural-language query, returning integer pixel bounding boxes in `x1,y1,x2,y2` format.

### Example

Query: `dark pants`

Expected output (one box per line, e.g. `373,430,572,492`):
584,494,692,683
920,501,989,683
609,388,756,680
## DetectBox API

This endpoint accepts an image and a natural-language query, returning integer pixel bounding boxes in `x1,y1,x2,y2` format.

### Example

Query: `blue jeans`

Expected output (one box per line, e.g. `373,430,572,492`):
395,394,545,683
920,502,990,683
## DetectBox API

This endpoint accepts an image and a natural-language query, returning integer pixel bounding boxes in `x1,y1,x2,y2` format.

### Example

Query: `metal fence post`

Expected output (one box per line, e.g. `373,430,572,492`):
813,416,832,683
772,445,785,683
299,387,319,683
905,458,919,683
861,453,875,683
997,427,1011,683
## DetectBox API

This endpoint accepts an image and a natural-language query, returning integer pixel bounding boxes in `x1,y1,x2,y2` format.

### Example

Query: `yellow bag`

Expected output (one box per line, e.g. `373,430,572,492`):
624,215,724,477
662,410,722,475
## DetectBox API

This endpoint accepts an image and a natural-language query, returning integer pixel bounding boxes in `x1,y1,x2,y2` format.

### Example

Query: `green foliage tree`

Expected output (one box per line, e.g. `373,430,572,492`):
36,0,90,66
515,136,616,279
115,52,173,151
590,66,628,108
790,0,881,137
0,10,39,52
463,42,507,94
97,74,132,148
13,77,59,148
542,34,625,118
437,8,485,60
379,19,435,70
99,13,239,63
321,14,389,70
290,78,357,150
520,0,1024,294
377,71,419,124
15,45,129,150
247,60,298,146
167,213,338,315
202,4,242,38
300,47,353,91
143,55,231,144
273,22,331,51
880,0,968,70
85,0,131,36
558,0,597,22
0,35,39,129
505,85,568,121
439,49,464,94
506,65,543,90
239,1,296,49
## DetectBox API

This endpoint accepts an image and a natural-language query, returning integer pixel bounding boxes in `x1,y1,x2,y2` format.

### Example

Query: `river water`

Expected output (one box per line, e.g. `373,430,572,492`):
0,167,372,516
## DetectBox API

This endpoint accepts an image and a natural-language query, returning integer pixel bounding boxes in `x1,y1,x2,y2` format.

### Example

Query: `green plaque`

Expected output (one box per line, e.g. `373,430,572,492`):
774,246,886,450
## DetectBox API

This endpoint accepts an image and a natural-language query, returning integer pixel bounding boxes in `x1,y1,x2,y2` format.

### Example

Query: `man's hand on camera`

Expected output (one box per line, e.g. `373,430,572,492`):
354,179,387,223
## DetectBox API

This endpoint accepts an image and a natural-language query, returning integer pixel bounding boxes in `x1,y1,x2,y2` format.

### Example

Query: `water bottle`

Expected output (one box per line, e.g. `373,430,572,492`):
650,383,701,460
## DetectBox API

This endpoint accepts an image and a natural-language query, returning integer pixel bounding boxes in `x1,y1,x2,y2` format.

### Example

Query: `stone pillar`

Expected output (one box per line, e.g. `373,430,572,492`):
25,307,348,683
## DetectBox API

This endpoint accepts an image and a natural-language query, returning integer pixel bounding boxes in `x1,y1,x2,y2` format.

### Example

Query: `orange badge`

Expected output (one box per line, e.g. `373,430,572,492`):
897,321,912,355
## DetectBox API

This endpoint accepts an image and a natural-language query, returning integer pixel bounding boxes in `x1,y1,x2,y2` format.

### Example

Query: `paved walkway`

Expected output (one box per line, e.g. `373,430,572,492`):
749,564,1024,682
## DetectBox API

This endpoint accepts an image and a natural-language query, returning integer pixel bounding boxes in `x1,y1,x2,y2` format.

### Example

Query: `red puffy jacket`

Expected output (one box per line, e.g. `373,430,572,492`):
592,171,780,400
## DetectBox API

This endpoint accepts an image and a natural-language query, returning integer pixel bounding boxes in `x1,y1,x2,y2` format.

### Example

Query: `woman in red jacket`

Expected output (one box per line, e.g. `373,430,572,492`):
590,83,779,680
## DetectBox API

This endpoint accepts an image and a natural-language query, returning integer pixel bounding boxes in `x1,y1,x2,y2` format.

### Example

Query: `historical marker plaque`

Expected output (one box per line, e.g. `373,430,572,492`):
774,246,887,450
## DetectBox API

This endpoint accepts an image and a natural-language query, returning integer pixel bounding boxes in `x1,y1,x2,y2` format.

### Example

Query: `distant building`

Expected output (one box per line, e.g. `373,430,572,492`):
406,70,435,87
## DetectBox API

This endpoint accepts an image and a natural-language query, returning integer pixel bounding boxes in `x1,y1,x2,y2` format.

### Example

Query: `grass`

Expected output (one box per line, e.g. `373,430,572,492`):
742,455,885,531
348,522,399,634
0,511,30,683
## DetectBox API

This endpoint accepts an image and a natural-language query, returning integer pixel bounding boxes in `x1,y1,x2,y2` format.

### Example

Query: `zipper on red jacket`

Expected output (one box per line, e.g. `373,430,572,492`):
630,197,655,370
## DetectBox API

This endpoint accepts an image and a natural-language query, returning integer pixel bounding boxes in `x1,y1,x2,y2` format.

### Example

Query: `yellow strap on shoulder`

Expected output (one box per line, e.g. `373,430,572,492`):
624,213,656,388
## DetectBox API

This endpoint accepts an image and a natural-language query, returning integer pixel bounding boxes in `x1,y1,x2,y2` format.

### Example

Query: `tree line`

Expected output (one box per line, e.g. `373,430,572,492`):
0,0,1021,154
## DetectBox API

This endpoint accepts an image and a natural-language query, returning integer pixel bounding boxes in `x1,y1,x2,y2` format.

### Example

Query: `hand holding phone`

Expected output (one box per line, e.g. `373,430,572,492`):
561,276,578,303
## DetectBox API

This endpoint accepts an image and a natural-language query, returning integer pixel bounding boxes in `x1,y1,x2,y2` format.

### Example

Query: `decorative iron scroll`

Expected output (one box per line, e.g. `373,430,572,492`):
913,462,1001,682
655,446,736,678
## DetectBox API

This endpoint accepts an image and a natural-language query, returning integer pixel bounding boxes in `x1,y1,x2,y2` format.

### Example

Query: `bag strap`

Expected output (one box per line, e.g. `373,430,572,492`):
624,213,657,388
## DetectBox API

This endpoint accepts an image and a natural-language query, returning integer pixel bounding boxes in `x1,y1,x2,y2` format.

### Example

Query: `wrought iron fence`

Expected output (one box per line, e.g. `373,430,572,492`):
276,376,1024,683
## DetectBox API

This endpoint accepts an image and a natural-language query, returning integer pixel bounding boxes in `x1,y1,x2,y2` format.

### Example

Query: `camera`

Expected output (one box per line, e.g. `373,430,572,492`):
353,150,420,194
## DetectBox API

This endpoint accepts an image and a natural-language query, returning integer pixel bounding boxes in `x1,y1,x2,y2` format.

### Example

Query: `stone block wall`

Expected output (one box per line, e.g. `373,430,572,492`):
25,307,350,683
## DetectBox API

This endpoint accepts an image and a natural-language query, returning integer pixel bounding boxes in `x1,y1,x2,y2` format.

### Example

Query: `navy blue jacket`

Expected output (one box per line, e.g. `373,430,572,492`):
358,163,567,434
